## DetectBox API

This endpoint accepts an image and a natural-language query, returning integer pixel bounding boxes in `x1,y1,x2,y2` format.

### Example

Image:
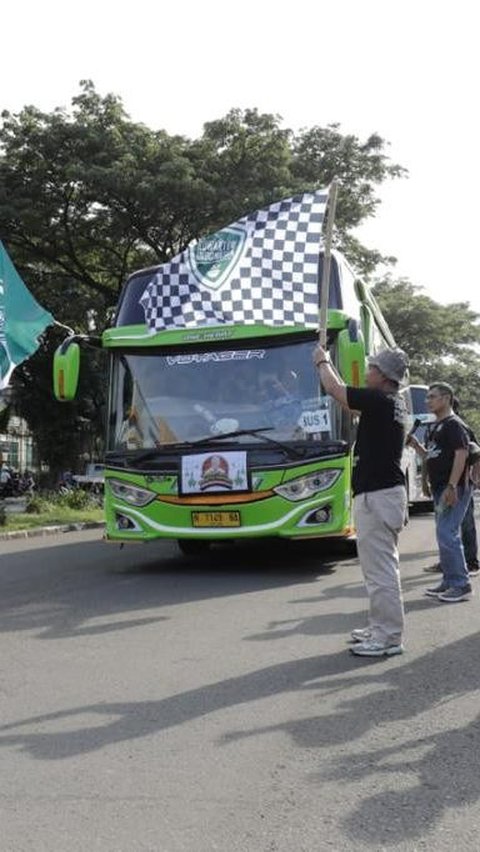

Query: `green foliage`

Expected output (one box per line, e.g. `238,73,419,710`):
0,402,11,432
373,277,480,378
6,505,103,532
373,276,480,434
11,330,106,479
0,81,405,472
27,488,100,513
292,126,406,273
0,82,405,320
25,494,55,514
57,487,98,510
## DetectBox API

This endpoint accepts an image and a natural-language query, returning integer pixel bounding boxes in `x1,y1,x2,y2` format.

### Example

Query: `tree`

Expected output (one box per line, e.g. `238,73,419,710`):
0,82,190,325
0,83,406,320
0,82,406,471
291,124,405,273
12,332,107,482
373,276,480,434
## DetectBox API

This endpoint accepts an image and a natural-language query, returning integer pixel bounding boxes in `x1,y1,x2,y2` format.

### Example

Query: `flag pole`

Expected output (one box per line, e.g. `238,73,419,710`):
319,179,339,349
54,320,75,337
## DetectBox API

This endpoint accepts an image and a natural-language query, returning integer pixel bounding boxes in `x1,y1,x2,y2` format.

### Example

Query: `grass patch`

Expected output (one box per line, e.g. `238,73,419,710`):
3,506,104,532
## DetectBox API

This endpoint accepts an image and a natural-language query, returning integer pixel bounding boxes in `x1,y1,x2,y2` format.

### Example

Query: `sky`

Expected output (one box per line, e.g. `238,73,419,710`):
2,0,479,310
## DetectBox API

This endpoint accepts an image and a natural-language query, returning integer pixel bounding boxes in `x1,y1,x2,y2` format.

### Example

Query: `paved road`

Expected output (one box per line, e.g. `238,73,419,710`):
1,513,479,851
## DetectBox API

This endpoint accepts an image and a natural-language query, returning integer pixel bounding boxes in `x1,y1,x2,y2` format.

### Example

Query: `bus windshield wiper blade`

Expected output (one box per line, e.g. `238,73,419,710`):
108,431,275,463
108,428,304,464
189,427,274,445
189,428,304,459
106,444,193,465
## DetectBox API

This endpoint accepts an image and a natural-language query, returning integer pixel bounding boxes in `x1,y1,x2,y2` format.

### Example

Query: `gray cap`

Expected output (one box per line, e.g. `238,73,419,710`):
368,348,409,384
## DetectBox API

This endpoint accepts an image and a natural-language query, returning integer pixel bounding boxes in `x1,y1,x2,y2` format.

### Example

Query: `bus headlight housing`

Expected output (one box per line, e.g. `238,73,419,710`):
274,469,341,502
108,478,156,507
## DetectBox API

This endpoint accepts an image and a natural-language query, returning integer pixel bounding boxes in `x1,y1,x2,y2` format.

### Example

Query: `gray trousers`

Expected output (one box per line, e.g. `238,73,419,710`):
353,485,407,644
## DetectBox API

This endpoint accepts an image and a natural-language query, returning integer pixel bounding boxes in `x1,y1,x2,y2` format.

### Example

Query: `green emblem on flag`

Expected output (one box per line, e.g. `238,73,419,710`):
0,241,54,390
188,226,246,290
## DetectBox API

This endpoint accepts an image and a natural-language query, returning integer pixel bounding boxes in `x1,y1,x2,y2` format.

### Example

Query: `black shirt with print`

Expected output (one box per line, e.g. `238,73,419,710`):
425,415,468,492
346,387,407,496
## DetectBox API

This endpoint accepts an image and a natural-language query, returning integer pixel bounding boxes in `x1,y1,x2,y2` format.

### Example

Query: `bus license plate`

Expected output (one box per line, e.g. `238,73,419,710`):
192,511,241,528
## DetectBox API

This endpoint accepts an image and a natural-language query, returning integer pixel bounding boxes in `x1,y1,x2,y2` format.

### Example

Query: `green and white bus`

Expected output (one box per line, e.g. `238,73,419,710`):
54,250,397,555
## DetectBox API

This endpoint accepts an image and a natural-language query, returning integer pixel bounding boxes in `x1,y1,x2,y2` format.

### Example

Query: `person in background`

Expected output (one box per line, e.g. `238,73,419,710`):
423,397,480,576
313,345,409,657
20,469,35,496
0,451,12,491
0,458,10,486
408,383,473,602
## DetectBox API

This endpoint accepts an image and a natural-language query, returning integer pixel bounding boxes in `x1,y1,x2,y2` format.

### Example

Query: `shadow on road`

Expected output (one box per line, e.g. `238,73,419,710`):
0,536,345,640
2,528,477,843
220,631,480,846
0,649,379,760
1,631,479,851
400,549,437,563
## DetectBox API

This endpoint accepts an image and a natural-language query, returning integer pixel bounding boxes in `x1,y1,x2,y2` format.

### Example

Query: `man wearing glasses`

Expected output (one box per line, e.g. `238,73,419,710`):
409,383,472,602
423,396,480,577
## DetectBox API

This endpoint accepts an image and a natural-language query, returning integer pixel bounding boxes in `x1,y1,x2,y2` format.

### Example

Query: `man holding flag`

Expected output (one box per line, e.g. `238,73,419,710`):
314,344,409,657
140,185,407,658
0,241,53,392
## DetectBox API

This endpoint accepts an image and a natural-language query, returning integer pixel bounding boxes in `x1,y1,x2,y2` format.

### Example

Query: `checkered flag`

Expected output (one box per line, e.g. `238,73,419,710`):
140,190,329,331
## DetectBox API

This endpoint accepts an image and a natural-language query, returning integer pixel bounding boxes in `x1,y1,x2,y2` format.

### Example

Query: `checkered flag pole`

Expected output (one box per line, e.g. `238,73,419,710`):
140,190,330,332
319,180,339,348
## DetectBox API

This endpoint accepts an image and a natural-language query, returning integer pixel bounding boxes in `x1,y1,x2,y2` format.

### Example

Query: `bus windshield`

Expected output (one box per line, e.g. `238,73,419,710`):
107,338,349,451
410,385,428,416
402,384,433,447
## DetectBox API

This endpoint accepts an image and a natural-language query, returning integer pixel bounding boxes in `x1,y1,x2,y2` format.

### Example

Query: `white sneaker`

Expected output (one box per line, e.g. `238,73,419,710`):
350,627,372,643
350,639,404,657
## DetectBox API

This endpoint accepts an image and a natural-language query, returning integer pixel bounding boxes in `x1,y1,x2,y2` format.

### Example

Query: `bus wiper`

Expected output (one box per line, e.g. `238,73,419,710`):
108,428,304,464
189,427,273,444
189,428,305,459
114,443,197,464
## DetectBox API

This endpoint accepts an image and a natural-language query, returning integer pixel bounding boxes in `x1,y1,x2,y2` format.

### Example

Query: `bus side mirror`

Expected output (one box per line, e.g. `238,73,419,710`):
337,328,366,388
53,339,81,401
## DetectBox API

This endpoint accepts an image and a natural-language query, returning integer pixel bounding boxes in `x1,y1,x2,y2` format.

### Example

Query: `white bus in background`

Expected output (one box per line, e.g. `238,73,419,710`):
402,384,435,507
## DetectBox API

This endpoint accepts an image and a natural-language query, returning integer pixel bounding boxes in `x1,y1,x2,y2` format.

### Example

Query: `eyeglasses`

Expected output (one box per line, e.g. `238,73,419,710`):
426,392,447,400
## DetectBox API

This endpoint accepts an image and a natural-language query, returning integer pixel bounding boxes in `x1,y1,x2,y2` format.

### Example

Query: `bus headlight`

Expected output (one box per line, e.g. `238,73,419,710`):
274,469,341,502
108,478,156,507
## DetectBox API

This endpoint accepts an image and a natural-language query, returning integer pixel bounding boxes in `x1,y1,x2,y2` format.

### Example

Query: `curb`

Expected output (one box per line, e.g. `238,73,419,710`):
0,521,105,541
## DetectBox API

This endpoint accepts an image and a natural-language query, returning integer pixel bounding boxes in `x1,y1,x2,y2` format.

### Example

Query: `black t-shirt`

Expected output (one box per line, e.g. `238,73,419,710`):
457,418,477,444
425,415,469,492
346,387,407,496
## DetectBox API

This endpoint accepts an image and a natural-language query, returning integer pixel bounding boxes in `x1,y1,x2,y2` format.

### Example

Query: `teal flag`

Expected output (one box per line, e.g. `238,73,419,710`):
0,241,54,390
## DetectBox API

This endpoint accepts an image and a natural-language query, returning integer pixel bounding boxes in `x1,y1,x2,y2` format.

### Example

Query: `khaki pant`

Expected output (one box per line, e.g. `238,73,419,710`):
353,485,407,644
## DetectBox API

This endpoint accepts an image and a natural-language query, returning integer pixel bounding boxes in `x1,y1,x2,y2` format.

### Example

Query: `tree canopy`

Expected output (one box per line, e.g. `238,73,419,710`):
0,81,405,327
0,81,408,472
5,83,480,464
373,277,480,434
2,83,479,467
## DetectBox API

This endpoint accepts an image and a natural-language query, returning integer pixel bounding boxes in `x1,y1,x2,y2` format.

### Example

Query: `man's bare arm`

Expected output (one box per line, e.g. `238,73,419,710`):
313,344,350,411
